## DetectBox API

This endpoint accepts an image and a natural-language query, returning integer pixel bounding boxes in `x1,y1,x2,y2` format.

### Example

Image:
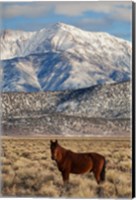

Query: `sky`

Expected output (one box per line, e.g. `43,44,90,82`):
0,1,132,41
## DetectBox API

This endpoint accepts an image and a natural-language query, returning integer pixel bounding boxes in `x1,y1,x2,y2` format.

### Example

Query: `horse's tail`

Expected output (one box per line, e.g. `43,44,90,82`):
100,158,106,182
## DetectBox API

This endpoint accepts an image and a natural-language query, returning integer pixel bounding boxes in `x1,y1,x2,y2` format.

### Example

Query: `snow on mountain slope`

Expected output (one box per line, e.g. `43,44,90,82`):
2,51,130,92
0,30,35,60
1,23,131,61
1,23,132,92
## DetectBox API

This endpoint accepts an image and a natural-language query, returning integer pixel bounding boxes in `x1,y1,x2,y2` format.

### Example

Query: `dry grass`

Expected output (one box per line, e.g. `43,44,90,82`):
1,137,132,198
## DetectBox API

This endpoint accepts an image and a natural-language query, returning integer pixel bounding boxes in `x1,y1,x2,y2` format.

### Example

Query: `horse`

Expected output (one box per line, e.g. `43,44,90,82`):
50,140,106,184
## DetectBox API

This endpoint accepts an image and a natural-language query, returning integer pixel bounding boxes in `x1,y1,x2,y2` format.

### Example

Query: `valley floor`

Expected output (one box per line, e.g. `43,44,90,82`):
1,136,132,198
2,115,130,137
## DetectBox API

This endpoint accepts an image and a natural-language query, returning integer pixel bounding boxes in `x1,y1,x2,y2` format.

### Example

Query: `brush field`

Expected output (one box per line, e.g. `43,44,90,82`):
1,137,132,198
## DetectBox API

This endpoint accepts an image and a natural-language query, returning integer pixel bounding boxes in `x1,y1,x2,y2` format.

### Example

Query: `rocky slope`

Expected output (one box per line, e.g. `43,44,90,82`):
1,23,131,136
1,81,131,136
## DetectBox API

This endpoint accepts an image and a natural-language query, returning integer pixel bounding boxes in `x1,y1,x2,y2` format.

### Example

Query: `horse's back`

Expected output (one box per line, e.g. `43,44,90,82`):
88,152,105,158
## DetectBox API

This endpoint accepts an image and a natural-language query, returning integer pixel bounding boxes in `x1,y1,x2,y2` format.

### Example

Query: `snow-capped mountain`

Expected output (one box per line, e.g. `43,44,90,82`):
1,23,132,92
0,30,35,60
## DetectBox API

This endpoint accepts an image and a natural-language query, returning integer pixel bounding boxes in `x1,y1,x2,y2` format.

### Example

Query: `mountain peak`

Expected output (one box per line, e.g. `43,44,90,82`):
54,22,66,27
1,23,131,92
50,22,73,31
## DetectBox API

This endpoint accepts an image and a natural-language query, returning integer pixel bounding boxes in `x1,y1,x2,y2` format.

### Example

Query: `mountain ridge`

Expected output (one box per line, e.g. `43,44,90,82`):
2,80,130,119
2,81,131,136
1,22,131,60
1,22,131,92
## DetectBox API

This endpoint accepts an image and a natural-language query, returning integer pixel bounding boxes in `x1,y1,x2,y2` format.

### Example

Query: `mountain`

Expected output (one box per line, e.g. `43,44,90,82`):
0,30,35,60
2,81,130,119
2,81,130,136
1,23,131,92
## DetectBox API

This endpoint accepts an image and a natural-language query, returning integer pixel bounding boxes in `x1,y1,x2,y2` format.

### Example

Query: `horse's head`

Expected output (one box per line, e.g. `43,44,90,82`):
50,140,60,161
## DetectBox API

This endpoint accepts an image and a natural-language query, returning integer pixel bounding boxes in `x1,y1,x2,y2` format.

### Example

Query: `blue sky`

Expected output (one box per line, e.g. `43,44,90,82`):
1,1,132,41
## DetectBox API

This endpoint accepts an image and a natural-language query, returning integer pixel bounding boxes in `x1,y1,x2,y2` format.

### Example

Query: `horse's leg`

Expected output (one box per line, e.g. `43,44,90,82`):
93,160,105,184
93,170,101,184
61,170,70,184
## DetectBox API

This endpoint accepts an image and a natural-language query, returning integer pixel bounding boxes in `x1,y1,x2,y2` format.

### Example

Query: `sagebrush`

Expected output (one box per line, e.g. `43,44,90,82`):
1,137,131,198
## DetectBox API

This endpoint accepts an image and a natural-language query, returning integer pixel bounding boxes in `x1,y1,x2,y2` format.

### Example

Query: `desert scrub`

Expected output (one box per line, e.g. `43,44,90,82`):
13,157,32,170
1,137,131,198
38,181,59,197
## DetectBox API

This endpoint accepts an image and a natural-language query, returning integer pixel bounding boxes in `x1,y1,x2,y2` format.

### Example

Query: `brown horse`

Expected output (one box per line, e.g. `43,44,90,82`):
50,140,106,184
